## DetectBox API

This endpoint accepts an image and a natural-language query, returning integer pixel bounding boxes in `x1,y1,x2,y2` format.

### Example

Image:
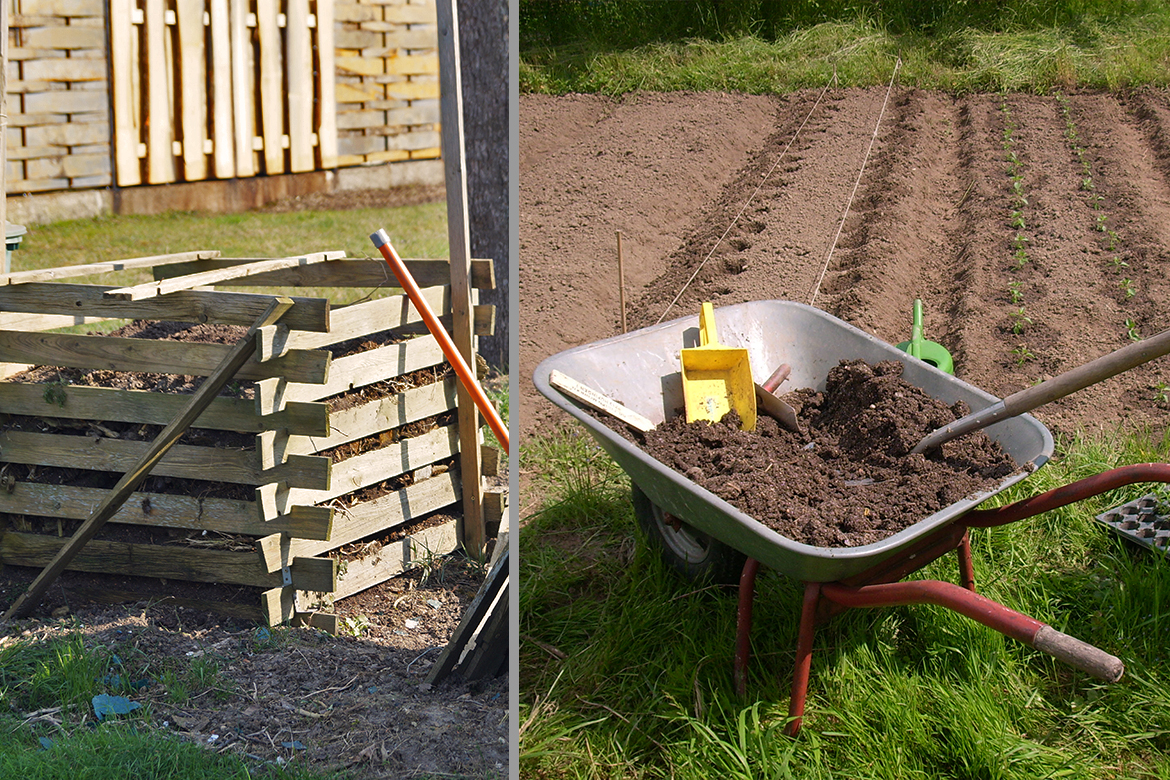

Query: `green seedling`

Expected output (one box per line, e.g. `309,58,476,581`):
1014,249,1030,268
1106,229,1120,251
1010,210,1027,230
1154,381,1170,406
1120,278,1136,298
1013,233,1029,251
1012,344,1035,366
1126,319,1141,341
1096,212,1109,231
1008,281,1024,304
1011,307,1033,334
1110,256,1128,268
1082,177,1094,191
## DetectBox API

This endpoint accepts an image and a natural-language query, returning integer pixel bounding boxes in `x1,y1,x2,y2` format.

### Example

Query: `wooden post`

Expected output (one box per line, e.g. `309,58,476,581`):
435,0,484,557
1,0,6,270
3,297,293,621
616,230,627,333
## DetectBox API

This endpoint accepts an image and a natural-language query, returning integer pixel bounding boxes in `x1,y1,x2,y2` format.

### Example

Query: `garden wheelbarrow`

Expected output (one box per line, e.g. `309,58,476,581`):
534,300,1158,734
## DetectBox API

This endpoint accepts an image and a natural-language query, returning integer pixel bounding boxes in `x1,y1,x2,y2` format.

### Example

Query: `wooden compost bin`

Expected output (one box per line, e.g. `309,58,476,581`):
0,249,501,627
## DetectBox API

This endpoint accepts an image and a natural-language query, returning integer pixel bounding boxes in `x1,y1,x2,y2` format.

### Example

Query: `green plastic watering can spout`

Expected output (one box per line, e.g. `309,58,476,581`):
896,299,954,375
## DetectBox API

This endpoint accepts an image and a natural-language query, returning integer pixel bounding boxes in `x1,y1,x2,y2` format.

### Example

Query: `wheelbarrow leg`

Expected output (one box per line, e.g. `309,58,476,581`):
957,530,976,592
786,582,821,736
734,557,761,697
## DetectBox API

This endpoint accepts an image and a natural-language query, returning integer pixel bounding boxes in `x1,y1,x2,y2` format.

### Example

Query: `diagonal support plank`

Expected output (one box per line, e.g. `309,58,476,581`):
3,297,294,621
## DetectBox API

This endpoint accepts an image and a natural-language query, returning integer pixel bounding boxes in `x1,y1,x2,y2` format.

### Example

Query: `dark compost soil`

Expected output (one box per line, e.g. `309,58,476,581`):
625,359,1021,547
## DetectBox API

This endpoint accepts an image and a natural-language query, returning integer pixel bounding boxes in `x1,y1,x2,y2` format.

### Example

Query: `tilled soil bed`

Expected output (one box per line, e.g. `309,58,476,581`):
608,359,1020,547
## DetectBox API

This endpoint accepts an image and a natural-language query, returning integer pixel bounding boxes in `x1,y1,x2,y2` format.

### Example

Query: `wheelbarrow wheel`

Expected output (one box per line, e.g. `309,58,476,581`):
632,484,746,586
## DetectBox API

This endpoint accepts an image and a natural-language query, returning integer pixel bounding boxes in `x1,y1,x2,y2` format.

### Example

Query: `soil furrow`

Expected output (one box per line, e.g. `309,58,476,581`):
819,89,968,352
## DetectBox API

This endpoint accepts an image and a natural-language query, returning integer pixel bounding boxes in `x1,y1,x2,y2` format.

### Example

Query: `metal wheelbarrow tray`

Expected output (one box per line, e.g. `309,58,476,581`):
535,300,1170,732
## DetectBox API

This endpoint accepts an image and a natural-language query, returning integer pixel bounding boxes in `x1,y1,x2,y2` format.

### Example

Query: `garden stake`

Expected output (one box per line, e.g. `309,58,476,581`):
370,229,509,455
616,230,627,334
4,296,293,621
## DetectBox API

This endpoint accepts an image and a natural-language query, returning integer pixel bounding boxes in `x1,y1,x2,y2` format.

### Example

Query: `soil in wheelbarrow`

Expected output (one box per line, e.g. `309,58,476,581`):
610,359,1022,548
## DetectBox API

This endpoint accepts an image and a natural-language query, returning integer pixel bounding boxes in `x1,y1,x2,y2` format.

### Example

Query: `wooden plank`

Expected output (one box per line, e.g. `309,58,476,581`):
71,585,265,622
209,0,235,178
0,282,330,332
23,88,106,115
334,81,381,104
384,79,439,101
436,0,482,554
0,312,107,331
272,422,457,510
255,0,284,175
176,0,208,181
21,26,104,49
383,53,438,76
0,531,335,590
20,58,105,81
286,0,313,172
152,257,495,290
229,0,254,176
286,285,450,348
0,482,332,540
322,519,457,601
0,383,329,436
20,0,104,15
24,122,108,147
104,251,346,300
389,3,438,24
336,56,383,77
283,378,455,456
0,429,331,488
144,0,174,183
315,0,337,168
0,250,221,286
0,330,330,383
276,334,443,405
3,298,294,619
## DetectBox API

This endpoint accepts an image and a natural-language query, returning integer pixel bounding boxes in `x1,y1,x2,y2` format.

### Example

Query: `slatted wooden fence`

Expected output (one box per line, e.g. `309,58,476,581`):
5,0,440,194
0,252,504,626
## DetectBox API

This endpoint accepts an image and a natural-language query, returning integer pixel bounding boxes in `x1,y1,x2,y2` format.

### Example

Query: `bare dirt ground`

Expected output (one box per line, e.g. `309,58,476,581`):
520,87,1170,468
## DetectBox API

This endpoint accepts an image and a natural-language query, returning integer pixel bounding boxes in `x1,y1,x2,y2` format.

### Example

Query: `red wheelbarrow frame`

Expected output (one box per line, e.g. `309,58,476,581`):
732,463,1170,735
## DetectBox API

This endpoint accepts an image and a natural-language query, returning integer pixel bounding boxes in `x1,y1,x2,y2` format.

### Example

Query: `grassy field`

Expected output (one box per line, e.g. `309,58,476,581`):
520,1,1170,94
12,202,449,318
0,202,450,779
520,426,1170,778
519,1,1170,777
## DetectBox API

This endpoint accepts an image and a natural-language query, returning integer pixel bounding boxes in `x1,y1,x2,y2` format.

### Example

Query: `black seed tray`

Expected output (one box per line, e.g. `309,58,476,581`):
1094,494,1170,554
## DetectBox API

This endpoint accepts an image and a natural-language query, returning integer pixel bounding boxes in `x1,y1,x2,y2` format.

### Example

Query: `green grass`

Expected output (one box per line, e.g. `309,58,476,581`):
520,422,1170,779
12,203,448,327
521,9,1170,94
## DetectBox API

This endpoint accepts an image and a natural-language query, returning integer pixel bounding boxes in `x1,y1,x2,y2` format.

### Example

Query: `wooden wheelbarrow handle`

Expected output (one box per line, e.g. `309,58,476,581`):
370,229,509,455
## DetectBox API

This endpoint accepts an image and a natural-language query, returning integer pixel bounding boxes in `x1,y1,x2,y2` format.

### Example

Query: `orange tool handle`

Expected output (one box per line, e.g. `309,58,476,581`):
370,229,509,455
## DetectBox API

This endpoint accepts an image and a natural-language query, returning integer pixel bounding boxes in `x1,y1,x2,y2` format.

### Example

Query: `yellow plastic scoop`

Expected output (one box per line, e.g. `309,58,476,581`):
681,302,757,430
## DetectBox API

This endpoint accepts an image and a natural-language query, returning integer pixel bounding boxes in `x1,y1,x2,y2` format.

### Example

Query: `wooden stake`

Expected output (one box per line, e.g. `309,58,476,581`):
616,230,627,333
3,297,293,621
436,0,484,557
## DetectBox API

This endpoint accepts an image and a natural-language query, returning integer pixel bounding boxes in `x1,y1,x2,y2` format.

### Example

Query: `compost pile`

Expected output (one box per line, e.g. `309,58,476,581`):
636,359,1022,547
